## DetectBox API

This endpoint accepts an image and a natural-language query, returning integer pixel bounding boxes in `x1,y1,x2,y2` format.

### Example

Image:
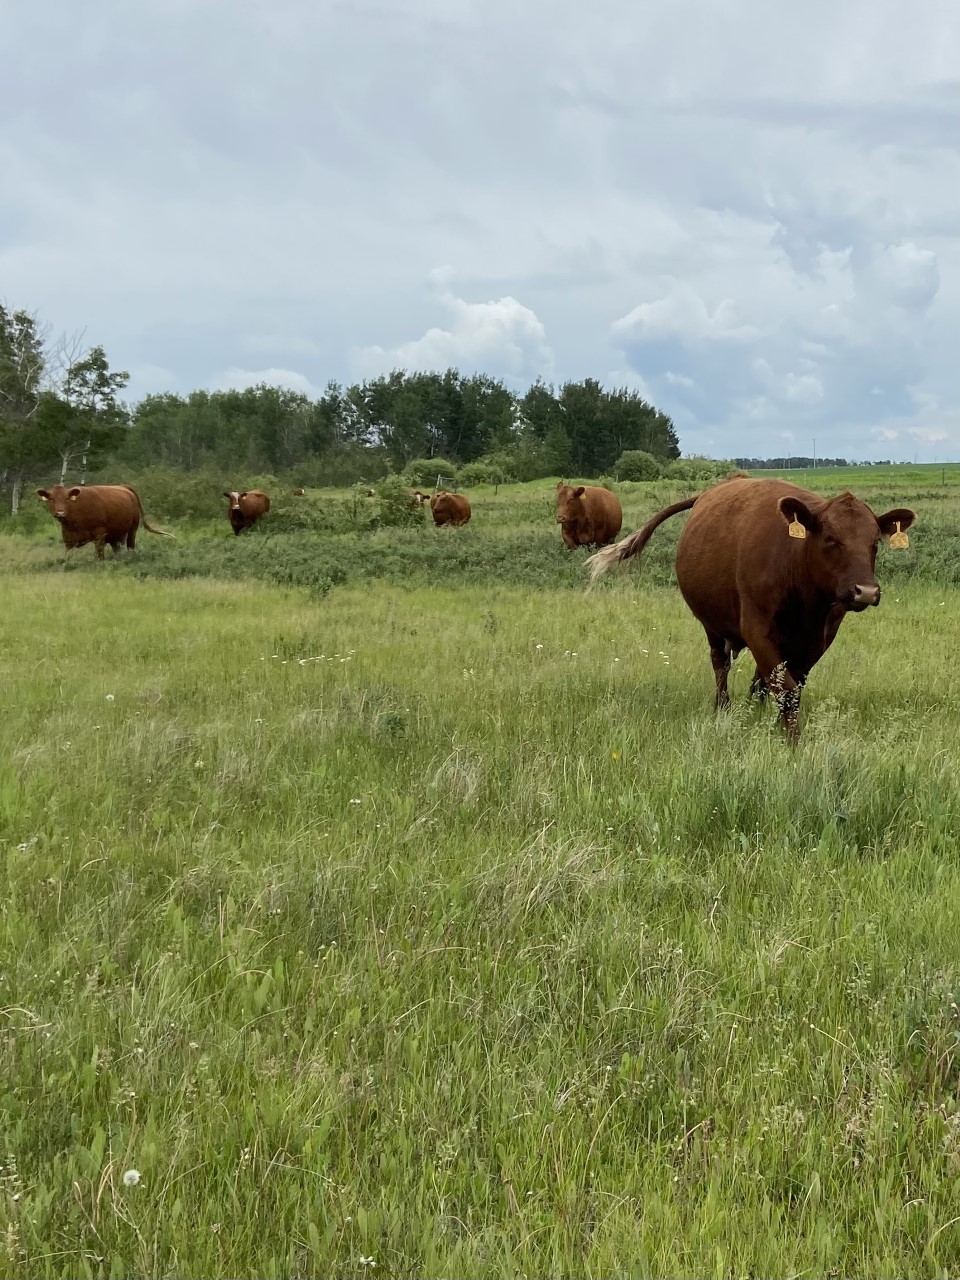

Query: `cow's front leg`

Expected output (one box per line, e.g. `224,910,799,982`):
742,624,803,742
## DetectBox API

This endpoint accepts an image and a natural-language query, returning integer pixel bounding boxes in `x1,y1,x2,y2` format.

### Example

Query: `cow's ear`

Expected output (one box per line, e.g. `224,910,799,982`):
239,491,247,499
574,486,586,498
877,508,916,538
223,491,232,499
777,495,819,537
36,489,49,501
67,487,81,500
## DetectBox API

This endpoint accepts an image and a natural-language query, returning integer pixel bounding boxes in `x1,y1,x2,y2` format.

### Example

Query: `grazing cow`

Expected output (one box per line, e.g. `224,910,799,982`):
36,484,174,559
365,488,376,498
224,489,271,535
414,490,472,526
586,475,915,741
292,487,305,496
555,482,623,549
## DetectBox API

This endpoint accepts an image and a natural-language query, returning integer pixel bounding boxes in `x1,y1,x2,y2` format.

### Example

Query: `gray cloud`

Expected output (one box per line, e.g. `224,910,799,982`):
2,0,959,457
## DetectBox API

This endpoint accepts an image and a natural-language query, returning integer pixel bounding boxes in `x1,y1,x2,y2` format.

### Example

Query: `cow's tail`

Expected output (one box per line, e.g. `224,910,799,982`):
125,486,175,539
585,495,699,588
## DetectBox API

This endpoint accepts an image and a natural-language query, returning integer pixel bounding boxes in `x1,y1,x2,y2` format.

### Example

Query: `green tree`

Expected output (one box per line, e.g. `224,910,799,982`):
0,305,48,513
56,344,129,483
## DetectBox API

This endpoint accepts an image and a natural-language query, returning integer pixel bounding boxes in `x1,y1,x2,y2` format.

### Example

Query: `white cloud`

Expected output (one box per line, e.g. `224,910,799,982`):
243,334,322,358
783,372,824,404
353,279,554,385
908,426,948,444
209,367,323,397
873,428,900,441
612,287,759,343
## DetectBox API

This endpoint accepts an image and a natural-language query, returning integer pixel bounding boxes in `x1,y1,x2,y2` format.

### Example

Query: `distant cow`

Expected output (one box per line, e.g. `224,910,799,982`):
587,475,915,741
292,487,305,497
555,482,622,549
36,484,173,559
365,488,376,498
414,490,471,526
224,490,271,535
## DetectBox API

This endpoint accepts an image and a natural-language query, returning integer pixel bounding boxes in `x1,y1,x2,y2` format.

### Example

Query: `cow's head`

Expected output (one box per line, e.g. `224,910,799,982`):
223,490,245,512
412,490,431,507
778,491,916,611
37,485,81,521
555,482,585,525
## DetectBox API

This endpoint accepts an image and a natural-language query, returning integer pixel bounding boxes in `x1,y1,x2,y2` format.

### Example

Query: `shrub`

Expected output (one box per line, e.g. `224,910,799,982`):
666,456,738,484
402,458,457,486
458,453,518,487
377,474,424,528
615,450,662,481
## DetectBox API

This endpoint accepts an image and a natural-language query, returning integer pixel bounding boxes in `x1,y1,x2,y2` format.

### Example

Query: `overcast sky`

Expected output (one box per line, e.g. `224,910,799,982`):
3,0,959,460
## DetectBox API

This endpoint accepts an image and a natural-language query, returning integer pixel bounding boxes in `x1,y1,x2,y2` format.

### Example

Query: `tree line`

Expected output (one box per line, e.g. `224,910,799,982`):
734,456,898,470
0,302,682,513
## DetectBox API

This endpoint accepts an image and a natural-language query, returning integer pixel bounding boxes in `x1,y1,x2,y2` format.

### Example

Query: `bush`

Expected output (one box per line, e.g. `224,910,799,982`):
377,474,424,528
666,456,738,485
615,450,662,482
402,458,457,486
458,453,518,487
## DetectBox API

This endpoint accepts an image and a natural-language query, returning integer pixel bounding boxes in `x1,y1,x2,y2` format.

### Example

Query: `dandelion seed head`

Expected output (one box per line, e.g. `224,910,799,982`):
122,1169,141,1187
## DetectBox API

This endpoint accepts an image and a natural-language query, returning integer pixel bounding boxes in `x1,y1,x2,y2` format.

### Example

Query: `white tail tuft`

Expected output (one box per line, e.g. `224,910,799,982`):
585,541,626,590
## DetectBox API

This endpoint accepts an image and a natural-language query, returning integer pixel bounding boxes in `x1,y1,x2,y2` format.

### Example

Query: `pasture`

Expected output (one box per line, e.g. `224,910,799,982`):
4,467,960,1277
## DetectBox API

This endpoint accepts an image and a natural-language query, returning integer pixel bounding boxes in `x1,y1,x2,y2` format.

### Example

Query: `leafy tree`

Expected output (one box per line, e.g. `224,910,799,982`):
0,305,48,513
55,344,129,482
542,421,572,476
402,457,457,486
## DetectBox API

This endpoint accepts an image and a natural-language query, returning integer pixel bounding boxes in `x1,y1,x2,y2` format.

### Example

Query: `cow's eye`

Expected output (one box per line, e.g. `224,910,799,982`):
824,535,841,550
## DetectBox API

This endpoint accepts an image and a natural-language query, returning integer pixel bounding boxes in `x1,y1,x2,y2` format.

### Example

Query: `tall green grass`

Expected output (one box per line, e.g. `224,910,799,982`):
3,563,960,1276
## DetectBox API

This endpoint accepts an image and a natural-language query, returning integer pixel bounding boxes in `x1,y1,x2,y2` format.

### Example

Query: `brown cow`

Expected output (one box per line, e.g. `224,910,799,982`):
414,490,471,526
586,475,915,741
292,487,305,496
555,482,623,549
224,490,271,535
36,484,174,559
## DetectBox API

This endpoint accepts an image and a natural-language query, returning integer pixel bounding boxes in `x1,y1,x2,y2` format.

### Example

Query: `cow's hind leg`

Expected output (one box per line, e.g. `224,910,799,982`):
707,632,732,709
126,528,137,550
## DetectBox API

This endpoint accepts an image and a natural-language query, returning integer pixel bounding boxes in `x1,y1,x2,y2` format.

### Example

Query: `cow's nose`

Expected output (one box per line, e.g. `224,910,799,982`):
853,583,881,607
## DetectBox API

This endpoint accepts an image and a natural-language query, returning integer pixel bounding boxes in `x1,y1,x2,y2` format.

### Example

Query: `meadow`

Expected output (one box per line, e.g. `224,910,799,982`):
3,465,960,1277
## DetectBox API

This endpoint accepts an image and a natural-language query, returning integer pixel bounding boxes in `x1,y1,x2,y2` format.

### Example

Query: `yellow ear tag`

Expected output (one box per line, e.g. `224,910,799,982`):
889,521,909,550
788,517,806,540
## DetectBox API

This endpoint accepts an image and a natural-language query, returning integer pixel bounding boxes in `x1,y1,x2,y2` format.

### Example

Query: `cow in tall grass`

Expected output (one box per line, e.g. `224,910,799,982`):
414,491,472,526
37,484,173,559
587,475,915,741
224,490,271,535
555,482,622,550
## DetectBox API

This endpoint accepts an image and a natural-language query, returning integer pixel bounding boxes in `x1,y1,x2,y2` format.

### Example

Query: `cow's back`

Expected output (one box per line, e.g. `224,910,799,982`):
582,487,622,543
68,486,139,536
432,493,471,525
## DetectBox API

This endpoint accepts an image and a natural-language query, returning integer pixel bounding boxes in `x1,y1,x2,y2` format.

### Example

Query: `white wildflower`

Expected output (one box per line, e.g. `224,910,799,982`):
105,693,115,702
122,1169,141,1187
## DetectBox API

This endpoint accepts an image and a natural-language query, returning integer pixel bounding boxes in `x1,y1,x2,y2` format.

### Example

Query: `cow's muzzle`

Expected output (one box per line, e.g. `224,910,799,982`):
847,583,881,610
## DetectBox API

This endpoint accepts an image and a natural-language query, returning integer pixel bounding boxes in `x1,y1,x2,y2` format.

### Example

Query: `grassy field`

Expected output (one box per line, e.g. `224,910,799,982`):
4,471,960,1277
